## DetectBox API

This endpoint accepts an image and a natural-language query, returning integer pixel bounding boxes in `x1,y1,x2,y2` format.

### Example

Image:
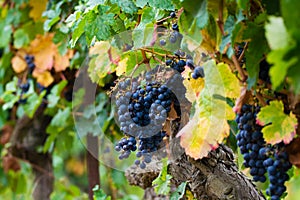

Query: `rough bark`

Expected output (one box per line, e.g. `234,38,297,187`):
125,142,266,200
9,105,53,200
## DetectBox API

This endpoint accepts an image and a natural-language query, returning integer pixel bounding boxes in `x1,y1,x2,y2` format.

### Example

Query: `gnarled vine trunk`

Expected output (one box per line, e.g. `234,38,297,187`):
126,142,265,200
9,105,53,200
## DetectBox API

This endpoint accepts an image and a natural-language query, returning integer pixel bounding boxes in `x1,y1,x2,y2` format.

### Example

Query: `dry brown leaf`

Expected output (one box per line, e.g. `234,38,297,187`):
3,155,20,173
0,124,13,145
167,103,179,120
163,120,172,136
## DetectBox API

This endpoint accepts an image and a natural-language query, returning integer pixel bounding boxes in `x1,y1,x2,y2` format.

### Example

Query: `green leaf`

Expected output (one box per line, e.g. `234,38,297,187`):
84,7,115,46
13,29,30,48
111,0,137,14
136,0,174,10
170,182,187,200
51,108,71,127
93,185,111,200
281,0,300,42
267,48,298,90
195,0,208,29
257,101,297,145
152,158,172,195
237,0,249,10
243,19,269,89
287,63,300,94
47,80,68,108
265,16,291,50
0,21,12,48
135,0,147,8
23,91,46,118
70,17,85,48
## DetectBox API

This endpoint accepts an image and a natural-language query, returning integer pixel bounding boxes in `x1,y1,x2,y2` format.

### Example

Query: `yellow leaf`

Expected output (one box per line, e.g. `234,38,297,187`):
29,0,47,21
28,34,56,71
116,57,128,76
89,41,111,56
11,56,27,73
178,60,230,159
34,71,54,87
183,77,205,102
217,63,240,99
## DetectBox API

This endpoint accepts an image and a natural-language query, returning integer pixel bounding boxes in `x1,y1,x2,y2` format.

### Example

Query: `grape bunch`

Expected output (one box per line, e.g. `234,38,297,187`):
25,54,35,74
236,104,292,200
114,76,175,168
236,105,267,183
115,136,137,160
263,145,292,200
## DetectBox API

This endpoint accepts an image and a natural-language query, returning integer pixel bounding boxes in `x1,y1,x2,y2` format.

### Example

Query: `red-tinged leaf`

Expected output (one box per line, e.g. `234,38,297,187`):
233,87,252,114
257,101,298,145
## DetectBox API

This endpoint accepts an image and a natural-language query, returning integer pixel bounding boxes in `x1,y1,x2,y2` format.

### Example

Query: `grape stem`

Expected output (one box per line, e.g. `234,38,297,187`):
217,0,225,36
238,42,248,62
232,54,247,82
252,89,267,106
139,47,181,59
216,0,247,82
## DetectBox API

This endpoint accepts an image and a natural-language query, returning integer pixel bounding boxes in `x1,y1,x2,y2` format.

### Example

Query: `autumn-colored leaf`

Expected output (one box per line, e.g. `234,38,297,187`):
11,56,27,73
54,49,73,72
3,155,20,173
34,71,54,87
233,87,252,113
28,34,56,72
66,157,85,176
0,124,13,145
178,60,233,159
257,101,298,145
116,57,128,76
29,0,48,21
88,41,120,83
183,76,205,102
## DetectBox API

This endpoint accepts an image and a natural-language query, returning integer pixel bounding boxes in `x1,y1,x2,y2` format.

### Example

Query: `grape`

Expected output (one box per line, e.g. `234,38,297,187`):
259,59,271,83
186,59,195,69
160,39,166,46
140,161,146,169
20,82,30,93
170,12,176,18
191,66,205,79
169,34,177,43
172,23,179,31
